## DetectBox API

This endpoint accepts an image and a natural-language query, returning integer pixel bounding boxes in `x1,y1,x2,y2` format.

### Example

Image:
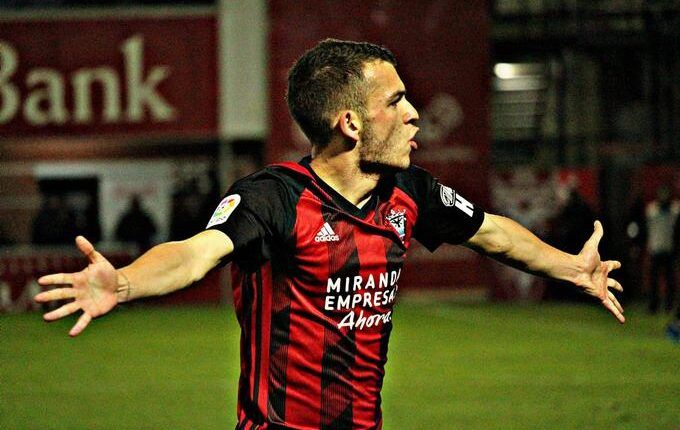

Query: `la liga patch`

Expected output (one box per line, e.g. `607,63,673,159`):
206,194,241,228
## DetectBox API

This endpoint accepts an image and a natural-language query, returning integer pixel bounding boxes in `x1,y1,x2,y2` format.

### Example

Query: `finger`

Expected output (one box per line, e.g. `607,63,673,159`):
607,277,624,292
598,262,611,290
76,236,105,264
584,220,604,249
43,301,81,321
38,273,74,286
608,291,624,314
601,261,610,278
605,260,622,272
602,298,625,324
34,288,76,303
69,312,92,337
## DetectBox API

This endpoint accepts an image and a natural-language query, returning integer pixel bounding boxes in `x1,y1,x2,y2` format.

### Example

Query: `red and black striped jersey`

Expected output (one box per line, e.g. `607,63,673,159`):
206,157,484,430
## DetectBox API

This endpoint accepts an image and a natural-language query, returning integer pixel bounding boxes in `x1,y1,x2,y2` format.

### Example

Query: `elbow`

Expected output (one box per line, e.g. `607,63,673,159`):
481,214,515,256
488,234,513,257
160,240,209,289
468,231,513,257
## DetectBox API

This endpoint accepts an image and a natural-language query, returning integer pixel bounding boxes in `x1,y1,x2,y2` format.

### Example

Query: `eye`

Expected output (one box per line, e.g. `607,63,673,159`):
389,93,404,107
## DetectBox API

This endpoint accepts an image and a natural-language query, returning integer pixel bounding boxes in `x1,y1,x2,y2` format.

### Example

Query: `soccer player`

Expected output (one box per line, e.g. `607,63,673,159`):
35,39,625,430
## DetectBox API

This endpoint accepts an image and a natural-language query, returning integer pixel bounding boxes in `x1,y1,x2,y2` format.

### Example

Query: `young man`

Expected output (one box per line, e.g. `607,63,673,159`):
36,39,624,430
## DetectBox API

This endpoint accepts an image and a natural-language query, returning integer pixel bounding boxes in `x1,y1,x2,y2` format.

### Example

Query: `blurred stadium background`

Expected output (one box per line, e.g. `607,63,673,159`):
0,0,678,428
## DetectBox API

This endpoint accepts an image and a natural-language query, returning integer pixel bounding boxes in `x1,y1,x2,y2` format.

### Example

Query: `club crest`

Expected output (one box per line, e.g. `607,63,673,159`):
385,208,407,241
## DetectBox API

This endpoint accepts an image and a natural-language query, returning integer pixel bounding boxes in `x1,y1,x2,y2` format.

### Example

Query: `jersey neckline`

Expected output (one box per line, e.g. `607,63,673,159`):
299,156,379,219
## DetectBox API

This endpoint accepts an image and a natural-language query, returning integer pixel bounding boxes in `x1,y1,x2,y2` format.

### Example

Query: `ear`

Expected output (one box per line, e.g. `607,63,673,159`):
335,110,362,142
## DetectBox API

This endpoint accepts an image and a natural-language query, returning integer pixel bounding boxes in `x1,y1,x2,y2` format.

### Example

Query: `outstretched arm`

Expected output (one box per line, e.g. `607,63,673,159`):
34,229,233,336
466,213,624,323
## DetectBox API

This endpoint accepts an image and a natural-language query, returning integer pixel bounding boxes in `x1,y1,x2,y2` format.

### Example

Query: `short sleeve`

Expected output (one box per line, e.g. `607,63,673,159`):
401,167,484,251
205,174,294,267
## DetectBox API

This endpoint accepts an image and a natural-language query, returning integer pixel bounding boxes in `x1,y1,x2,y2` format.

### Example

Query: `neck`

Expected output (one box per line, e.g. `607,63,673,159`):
309,147,380,207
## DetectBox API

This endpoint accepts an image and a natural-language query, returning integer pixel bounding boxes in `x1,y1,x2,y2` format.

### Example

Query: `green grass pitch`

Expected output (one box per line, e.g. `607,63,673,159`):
1,299,678,429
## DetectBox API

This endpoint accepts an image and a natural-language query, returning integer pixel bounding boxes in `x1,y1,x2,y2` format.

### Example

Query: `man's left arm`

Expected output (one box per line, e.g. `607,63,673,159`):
466,213,625,323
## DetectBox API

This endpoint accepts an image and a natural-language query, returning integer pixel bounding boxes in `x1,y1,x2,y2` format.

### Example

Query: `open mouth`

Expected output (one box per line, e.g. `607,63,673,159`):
408,129,419,150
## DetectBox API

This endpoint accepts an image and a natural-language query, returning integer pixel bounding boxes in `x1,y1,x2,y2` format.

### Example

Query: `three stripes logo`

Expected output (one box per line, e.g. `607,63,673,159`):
315,222,340,242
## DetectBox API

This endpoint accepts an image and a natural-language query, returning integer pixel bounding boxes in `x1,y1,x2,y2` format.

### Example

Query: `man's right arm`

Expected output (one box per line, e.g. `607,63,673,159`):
116,230,233,302
35,230,233,336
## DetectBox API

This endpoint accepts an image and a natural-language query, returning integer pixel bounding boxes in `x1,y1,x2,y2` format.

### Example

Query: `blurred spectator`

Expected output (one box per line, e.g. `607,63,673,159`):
170,165,224,241
645,184,679,314
72,195,102,243
169,176,206,241
545,189,597,302
115,195,157,253
552,189,597,254
0,282,12,312
666,199,680,342
624,194,647,299
6,280,42,313
202,165,223,218
626,194,647,250
32,194,76,245
667,300,680,342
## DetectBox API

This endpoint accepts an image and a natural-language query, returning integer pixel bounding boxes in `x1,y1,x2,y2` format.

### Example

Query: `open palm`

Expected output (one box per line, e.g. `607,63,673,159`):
34,236,120,336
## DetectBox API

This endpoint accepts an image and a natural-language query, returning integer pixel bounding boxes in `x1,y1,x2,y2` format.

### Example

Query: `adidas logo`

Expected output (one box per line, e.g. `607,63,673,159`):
314,222,340,242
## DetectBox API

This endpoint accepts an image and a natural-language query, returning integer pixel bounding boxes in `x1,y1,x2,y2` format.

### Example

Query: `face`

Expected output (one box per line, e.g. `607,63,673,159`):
357,61,419,173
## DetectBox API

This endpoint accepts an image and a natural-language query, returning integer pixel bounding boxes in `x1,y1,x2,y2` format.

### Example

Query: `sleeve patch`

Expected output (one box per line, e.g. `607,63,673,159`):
439,184,456,207
440,184,474,217
206,194,241,228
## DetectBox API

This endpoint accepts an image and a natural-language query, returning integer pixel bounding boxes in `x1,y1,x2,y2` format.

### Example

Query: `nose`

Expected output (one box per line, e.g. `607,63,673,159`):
402,98,419,124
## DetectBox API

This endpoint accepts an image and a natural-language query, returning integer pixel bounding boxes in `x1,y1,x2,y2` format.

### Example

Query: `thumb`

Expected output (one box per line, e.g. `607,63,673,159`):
583,220,603,250
75,236,104,264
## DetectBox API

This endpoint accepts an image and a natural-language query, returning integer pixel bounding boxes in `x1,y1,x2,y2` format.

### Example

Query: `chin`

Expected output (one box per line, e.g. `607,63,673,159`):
359,158,409,174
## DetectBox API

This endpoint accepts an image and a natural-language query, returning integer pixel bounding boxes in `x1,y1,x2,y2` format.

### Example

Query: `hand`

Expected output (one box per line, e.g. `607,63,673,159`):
573,221,625,323
34,236,120,336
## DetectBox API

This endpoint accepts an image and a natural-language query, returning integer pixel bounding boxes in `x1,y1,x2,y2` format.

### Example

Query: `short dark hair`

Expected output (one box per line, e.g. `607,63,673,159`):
287,39,397,147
